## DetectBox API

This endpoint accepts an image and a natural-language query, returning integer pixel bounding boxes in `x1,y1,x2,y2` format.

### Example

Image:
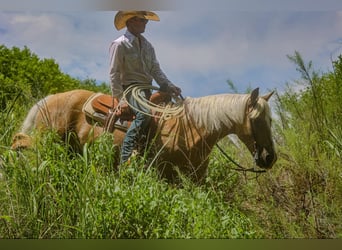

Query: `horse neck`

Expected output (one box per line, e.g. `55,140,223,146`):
184,94,249,138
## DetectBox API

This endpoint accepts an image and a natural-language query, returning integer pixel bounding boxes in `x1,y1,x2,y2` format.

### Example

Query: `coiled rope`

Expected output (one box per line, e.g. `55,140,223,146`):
122,84,185,120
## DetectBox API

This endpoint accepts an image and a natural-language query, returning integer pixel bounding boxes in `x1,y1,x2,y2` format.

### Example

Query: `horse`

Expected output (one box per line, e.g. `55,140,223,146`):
11,87,277,183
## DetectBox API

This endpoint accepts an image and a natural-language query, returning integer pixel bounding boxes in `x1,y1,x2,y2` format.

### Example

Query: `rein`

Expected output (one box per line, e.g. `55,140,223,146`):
215,107,266,174
215,143,266,173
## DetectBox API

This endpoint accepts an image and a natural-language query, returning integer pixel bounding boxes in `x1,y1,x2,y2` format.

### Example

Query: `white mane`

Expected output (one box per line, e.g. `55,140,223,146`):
184,93,251,133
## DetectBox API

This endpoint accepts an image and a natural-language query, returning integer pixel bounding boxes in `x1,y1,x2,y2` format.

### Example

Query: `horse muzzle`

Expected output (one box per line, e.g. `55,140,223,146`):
254,147,277,169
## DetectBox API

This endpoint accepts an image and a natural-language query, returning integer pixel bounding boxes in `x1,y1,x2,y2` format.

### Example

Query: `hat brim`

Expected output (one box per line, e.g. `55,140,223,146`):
114,11,160,31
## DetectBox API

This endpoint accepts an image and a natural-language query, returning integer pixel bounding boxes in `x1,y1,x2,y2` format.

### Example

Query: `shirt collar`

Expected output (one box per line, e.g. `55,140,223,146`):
125,30,144,44
125,30,138,43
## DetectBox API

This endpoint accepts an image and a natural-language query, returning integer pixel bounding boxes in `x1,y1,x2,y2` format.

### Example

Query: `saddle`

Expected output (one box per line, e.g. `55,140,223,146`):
83,91,172,132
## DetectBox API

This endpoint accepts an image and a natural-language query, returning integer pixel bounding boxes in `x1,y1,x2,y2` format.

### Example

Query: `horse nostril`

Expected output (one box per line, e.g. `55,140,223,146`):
271,152,277,164
265,152,277,168
266,154,273,164
258,149,276,169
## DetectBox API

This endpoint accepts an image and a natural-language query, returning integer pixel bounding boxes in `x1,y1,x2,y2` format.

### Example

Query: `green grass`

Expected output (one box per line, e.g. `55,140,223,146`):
0,132,258,239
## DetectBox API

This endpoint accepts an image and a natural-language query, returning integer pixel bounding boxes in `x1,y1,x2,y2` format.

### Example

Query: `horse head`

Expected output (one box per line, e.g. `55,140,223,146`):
242,88,277,169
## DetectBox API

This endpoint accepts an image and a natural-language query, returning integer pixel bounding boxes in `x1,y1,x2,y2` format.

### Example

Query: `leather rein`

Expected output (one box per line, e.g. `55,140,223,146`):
215,142,266,174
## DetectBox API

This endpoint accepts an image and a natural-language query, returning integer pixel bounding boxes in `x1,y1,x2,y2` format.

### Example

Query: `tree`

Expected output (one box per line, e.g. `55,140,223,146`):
0,45,108,110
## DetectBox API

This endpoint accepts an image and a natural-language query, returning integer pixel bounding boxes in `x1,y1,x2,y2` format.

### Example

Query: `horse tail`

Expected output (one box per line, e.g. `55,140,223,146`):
11,95,52,150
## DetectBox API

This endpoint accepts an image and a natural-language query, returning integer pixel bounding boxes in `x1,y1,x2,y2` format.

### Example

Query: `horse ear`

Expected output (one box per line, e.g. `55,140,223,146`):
250,88,259,107
261,91,274,102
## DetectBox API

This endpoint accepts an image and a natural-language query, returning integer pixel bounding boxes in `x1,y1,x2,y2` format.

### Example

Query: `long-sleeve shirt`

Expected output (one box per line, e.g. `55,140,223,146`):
109,30,172,98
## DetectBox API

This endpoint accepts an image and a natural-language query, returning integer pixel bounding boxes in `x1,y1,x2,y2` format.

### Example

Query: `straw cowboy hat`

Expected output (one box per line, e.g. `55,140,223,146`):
114,11,160,30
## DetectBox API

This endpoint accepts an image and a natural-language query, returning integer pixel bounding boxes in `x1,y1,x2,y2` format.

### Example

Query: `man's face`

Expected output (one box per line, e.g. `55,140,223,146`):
127,17,148,35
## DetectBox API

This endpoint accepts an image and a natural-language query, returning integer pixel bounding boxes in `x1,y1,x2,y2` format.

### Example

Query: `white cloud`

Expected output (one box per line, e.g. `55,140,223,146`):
150,10,342,95
1,12,115,83
1,9,342,97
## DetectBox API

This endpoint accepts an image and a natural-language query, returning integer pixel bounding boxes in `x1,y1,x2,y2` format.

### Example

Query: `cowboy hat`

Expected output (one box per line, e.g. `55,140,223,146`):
114,11,160,30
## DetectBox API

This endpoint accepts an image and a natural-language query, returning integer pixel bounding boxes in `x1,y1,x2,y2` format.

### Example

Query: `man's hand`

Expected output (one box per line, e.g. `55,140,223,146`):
115,100,130,116
168,83,182,97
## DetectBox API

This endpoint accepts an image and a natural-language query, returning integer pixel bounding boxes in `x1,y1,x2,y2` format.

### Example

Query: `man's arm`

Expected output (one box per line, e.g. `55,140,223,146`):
149,47,182,96
109,41,124,98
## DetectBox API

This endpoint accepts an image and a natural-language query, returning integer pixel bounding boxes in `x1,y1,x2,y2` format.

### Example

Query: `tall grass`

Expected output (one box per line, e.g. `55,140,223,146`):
1,104,342,238
0,131,257,239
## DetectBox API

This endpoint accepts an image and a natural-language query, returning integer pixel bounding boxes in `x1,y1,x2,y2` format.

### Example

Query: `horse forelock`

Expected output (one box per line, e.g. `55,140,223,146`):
184,93,250,133
249,97,271,121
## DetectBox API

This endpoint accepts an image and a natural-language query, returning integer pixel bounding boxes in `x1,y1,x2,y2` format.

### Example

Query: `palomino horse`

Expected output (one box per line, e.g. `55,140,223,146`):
11,88,277,183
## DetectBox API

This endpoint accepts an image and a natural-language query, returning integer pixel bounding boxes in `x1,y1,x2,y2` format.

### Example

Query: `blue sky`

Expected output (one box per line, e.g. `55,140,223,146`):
1,1,342,97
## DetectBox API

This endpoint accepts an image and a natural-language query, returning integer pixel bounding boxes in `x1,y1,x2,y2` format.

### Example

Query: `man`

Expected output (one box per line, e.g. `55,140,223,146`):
109,11,182,164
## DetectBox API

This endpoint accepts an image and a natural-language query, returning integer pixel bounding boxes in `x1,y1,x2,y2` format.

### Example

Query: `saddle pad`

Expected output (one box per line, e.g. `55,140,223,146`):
83,91,173,131
92,94,118,115
82,93,103,117
82,93,127,130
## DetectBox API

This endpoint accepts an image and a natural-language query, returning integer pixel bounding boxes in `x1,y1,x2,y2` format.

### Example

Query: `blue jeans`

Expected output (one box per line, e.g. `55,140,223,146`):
120,89,151,163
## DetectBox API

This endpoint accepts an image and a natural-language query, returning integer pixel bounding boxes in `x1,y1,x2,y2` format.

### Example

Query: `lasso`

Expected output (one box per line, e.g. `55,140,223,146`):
122,84,185,120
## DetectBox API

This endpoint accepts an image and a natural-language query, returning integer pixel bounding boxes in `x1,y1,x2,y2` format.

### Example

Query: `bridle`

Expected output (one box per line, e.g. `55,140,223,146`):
179,91,267,174
216,100,267,174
